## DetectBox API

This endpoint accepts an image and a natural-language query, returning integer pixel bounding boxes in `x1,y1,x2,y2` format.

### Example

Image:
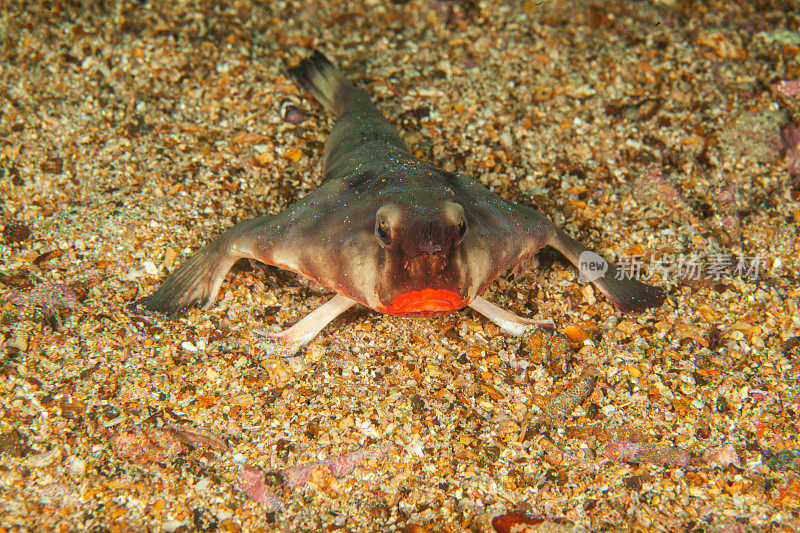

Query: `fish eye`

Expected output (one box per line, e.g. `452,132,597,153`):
375,218,392,248
456,217,467,243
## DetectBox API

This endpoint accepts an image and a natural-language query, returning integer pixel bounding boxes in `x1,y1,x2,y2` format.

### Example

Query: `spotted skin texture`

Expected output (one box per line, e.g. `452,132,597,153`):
131,51,666,346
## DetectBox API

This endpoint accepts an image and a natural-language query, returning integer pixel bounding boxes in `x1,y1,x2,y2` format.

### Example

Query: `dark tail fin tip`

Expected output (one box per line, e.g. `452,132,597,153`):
310,49,334,68
288,50,334,86
288,50,345,112
606,278,667,314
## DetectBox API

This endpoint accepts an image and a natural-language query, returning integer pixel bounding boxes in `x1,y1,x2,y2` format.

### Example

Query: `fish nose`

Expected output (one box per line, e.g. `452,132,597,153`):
418,239,444,255
416,222,447,255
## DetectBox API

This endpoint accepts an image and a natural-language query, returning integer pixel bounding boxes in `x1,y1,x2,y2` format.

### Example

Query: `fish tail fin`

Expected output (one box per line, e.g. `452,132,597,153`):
288,50,351,115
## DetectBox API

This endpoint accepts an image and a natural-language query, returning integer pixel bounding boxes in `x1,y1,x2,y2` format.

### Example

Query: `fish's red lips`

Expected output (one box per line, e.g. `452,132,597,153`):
381,288,466,315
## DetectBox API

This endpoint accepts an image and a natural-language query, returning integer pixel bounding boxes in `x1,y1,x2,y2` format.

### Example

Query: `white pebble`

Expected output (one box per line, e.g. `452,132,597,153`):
142,260,158,276
69,456,86,477
162,520,187,532
601,405,616,416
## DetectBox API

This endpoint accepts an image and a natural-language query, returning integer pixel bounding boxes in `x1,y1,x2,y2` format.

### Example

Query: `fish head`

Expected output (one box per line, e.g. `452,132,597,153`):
372,192,471,316
280,175,510,318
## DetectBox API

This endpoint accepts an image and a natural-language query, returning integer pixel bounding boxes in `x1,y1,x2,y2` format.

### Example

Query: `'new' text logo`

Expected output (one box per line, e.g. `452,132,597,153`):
578,251,608,282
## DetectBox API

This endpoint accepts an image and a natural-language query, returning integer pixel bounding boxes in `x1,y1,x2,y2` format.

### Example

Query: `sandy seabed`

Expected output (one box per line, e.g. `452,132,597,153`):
1,1,800,531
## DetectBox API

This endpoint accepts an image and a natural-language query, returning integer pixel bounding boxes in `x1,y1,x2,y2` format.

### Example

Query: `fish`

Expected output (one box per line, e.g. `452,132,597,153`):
131,51,666,350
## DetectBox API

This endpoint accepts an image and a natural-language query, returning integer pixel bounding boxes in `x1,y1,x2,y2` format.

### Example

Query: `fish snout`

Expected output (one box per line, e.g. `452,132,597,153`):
416,221,449,255
405,217,463,257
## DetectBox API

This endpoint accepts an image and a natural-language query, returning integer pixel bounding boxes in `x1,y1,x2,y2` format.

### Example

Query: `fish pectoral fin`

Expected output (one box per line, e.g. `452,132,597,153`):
262,294,358,347
591,270,667,314
548,229,667,314
468,296,554,336
510,205,666,313
130,216,272,316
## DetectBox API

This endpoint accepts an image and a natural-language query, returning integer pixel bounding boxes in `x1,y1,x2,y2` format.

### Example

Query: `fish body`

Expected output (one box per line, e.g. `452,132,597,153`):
133,51,665,346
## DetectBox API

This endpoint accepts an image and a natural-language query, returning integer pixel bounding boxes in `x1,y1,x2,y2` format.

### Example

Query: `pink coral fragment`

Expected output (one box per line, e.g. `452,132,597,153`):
715,181,740,237
6,283,78,314
236,465,283,511
636,443,691,467
111,425,227,464
170,425,228,451
603,441,691,467
702,445,742,469
238,443,392,508
284,443,392,487
632,165,679,204
771,79,800,98
111,427,183,463
603,441,641,462
780,122,800,176
712,522,748,533
542,366,598,422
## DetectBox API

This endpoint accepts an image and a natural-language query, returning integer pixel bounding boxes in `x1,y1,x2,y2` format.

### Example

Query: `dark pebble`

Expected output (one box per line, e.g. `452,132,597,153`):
3,224,31,244
0,429,30,458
